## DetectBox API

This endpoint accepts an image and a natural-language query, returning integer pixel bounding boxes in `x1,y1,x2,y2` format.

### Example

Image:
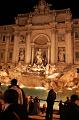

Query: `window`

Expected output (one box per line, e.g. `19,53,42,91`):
75,32,79,38
75,52,79,59
9,52,13,60
8,50,13,62
2,36,5,42
11,35,14,42
1,52,4,59
73,21,78,24
0,50,5,62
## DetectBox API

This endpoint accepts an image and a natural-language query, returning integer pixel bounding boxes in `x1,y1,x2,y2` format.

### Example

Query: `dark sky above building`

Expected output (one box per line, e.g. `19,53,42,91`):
0,0,79,25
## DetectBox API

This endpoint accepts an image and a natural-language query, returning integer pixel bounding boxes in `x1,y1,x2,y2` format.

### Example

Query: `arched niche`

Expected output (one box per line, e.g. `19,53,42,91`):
31,34,50,65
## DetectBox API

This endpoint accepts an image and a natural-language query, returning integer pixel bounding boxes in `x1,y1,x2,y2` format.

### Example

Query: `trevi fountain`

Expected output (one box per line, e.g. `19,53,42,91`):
0,50,79,92
0,53,79,109
0,0,79,109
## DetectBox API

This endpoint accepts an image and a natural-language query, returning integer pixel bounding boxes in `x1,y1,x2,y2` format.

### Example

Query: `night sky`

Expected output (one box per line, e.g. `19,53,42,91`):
0,0,79,25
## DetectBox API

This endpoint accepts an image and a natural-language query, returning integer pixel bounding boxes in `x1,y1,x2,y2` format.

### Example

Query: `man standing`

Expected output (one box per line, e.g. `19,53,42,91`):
8,79,28,119
46,89,56,120
8,79,24,105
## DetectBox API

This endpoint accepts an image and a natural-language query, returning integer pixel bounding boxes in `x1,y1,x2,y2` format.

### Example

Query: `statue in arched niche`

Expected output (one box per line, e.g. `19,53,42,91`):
35,49,43,65
58,47,65,62
19,48,25,61
34,49,47,66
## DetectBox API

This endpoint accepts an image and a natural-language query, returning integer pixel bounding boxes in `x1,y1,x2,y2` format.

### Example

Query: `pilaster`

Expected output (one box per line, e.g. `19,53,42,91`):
47,42,51,64
31,43,34,64
66,29,73,64
51,29,56,64
12,32,19,63
25,32,31,64
5,36,9,63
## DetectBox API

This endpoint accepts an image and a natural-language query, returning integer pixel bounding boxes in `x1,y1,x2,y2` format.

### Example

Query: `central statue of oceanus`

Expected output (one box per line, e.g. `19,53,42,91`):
36,49,43,65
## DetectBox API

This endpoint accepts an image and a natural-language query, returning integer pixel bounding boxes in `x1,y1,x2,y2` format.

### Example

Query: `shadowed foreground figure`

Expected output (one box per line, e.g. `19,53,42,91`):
8,79,28,119
0,89,25,120
64,94,79,120
46,89,56,120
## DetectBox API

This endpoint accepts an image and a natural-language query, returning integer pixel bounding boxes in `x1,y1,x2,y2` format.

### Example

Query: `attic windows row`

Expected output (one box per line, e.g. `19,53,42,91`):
0,35,14,43
75,32,79,39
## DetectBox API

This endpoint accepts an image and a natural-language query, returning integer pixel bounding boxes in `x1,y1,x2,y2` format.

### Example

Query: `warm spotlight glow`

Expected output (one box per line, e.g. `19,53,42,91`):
35,86,47,90
0,71,8,76
46,73,59,79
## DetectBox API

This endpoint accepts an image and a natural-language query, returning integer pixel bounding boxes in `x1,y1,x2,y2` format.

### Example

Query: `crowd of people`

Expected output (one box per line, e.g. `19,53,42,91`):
0,79,28,120
0,78,79,120
0,79,46,120
59,95,79,120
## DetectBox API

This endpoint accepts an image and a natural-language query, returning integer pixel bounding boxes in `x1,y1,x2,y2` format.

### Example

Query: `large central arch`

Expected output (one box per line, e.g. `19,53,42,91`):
31,34,50,65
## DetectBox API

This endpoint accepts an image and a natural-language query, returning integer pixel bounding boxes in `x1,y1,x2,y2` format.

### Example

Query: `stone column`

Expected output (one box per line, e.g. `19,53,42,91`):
51,29,56,64
48,42,51,64
12,32,19,63
25,32,31,64
5,36,9,63
66,30,73,64
31,43,34,64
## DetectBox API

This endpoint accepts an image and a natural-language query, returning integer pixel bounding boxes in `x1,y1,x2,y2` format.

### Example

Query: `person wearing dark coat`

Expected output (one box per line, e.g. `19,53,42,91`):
59,100,65,120
45,88,56,120
8,79,28,119
64,94,79,120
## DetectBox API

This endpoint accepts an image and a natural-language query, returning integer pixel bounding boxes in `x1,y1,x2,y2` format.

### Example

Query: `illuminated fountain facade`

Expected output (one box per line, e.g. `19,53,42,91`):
0,0,79,93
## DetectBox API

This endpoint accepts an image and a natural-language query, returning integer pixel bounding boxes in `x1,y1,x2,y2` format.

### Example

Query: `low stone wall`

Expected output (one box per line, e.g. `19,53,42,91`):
28,114,60,120
28,110,60,120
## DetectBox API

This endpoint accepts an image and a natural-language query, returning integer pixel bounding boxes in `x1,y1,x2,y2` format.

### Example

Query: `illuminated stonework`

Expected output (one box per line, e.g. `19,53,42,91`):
0,0,77,65
0,0,79,91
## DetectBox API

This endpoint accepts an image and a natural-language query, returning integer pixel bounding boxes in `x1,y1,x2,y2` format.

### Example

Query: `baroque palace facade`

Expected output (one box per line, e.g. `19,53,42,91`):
0,0,79,68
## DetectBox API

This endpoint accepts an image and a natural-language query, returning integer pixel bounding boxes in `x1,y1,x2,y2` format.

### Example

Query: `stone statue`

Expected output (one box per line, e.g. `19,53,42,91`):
19,49,25,61
58,48,65,62
36,49,43,65
20,35,25,43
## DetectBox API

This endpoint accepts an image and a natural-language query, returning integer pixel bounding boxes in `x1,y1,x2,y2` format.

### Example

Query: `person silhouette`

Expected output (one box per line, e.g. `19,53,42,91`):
46,88,56,120
8,79,28,119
